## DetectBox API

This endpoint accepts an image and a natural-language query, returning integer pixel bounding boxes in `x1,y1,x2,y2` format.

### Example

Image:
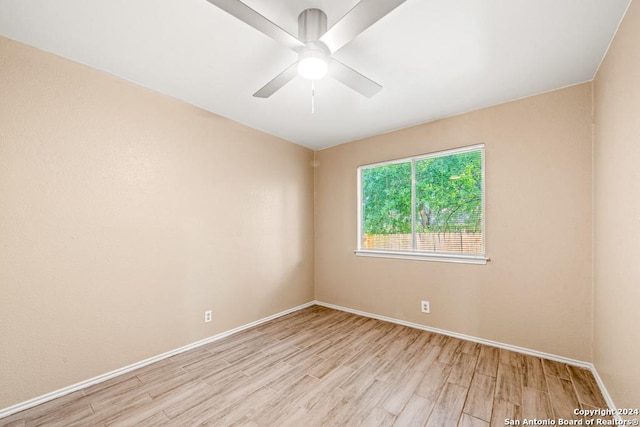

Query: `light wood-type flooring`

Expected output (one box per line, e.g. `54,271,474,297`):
0,305,609,426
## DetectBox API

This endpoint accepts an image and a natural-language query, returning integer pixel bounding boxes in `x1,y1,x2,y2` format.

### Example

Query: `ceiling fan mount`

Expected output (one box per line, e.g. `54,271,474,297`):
297,8,327,43
205,0,407,98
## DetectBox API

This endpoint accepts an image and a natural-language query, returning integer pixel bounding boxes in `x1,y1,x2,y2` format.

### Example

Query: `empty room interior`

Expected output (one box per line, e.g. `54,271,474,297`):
1,0,639,425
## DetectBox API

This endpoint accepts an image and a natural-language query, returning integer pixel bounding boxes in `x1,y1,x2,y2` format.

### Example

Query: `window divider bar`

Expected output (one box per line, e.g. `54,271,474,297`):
357,167,363,250
411,159,416,251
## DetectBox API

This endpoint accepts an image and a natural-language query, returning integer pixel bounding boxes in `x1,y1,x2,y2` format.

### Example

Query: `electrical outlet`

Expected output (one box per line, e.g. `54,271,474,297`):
204,310,212,323
421,300,430,314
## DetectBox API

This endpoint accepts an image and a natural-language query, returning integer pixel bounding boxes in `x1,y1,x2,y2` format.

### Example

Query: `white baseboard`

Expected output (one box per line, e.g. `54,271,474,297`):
314,300,619,414
589,366,621,422
0,301,315,420
314,300,591,368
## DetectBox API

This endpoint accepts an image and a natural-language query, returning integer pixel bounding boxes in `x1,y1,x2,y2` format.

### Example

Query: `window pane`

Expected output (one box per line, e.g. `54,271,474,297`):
361,162,412,251
414,150,483,255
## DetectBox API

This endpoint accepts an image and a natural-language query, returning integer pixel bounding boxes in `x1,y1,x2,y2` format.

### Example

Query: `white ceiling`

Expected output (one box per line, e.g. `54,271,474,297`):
0,0,630,150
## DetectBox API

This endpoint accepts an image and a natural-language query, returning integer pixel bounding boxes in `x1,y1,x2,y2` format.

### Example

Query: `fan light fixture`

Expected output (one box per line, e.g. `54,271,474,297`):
205,1,401,98
297,48,328,80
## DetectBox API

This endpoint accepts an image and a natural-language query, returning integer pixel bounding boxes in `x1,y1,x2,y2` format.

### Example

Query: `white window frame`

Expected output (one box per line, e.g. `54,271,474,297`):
355,144,487,265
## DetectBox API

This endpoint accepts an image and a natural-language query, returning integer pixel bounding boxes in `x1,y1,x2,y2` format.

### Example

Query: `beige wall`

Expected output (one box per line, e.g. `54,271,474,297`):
593,0,640,409
0,37,314,409
315,83,593,362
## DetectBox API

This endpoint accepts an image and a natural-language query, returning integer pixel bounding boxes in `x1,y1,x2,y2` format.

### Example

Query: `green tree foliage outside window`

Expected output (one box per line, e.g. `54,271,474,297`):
360,147,484,256
361,162,412,234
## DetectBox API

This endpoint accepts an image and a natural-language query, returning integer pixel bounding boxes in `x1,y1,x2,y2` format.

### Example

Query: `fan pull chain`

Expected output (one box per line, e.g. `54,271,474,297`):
311,80,315,114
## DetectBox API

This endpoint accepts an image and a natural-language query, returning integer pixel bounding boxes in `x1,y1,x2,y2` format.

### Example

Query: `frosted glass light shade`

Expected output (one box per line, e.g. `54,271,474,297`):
298,49,328,80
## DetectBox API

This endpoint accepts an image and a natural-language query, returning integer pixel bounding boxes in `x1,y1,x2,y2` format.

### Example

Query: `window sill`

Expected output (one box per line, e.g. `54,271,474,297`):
354,250,488,265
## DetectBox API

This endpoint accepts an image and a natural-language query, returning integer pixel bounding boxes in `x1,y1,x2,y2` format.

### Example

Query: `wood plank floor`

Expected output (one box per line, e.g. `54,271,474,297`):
0,306,609,426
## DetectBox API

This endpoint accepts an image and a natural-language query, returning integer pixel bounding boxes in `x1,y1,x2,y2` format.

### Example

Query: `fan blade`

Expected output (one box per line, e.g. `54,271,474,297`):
320,0,406,53
205,0,304,51
253,62,298,98
329,58,382,98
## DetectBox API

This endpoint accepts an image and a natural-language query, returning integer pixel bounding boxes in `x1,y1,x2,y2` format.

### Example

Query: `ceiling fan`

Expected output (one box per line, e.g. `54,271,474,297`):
205,0,407,98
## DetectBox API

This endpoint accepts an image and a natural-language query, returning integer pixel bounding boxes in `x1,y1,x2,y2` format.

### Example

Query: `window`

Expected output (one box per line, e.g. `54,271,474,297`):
356,144,486,264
